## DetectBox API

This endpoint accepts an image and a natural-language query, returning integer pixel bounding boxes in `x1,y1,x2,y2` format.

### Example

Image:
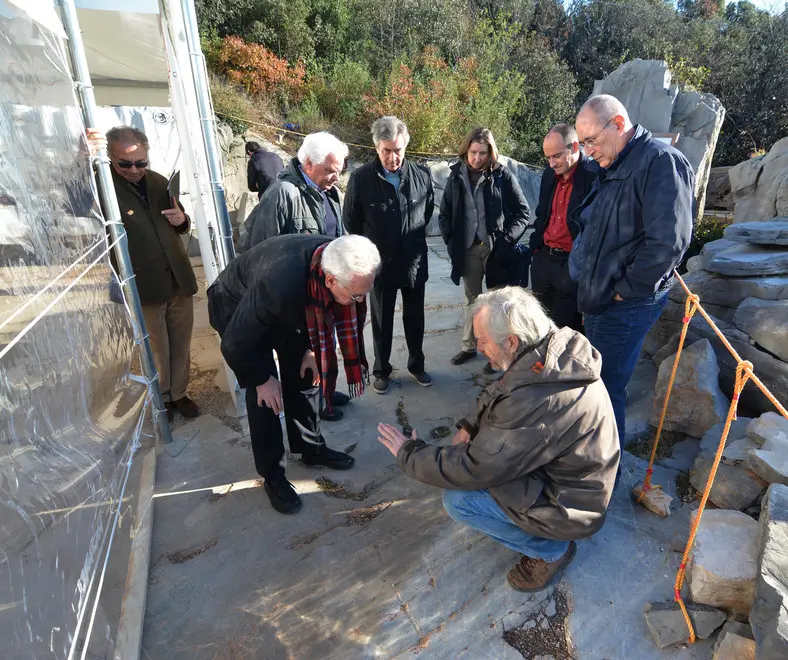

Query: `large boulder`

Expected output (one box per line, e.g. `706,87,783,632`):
650,339,729,438
688,509,759,618
734,298,788,361
750,484,788,659
706,166,734,210
729,137,788,223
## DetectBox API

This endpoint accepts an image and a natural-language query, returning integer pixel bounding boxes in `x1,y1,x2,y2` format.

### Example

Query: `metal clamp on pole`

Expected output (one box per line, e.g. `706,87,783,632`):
57,0,174,444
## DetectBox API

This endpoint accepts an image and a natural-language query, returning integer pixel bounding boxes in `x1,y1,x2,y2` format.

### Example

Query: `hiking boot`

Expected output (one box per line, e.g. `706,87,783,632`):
331,391,351,407
507,541,577,593
411,371,432,387
264,475,302,515
373,377,389,394
451,350,477,365
319,406,344,422
301,444,355,470
483,362,497,375
172,396,199,419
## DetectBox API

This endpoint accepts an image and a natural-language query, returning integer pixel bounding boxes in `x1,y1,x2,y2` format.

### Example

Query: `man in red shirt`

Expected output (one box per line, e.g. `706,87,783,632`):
530,124,599,331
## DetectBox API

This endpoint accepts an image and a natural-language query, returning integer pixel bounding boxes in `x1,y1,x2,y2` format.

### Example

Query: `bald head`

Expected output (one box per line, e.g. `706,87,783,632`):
575,94,635,168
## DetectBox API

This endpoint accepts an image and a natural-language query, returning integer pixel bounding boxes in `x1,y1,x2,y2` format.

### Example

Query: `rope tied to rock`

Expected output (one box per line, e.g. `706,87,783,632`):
635,270,788,645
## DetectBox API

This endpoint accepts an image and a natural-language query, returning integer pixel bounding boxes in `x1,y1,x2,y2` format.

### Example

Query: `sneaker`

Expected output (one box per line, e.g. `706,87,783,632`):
264,475,302,514
301,444,355,470
483,362,496,375
330,391,351,407
506,541,577,592
411,371,432,387
373,377,389,394
319,407,344,422
451,350,477,365
172,396,199,419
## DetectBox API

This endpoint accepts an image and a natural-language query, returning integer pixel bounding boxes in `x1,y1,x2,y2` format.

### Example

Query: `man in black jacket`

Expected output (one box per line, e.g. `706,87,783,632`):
246,141,284,200
530,124,598,332
207,234,381,514
343,116,435,394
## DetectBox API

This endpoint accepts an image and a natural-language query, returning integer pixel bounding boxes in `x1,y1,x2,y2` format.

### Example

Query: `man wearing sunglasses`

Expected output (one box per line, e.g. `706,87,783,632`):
106,126,199,423
570,95,694,453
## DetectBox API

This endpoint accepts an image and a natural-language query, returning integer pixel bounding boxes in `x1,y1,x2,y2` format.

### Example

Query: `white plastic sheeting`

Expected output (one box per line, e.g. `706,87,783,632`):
0,1,149,656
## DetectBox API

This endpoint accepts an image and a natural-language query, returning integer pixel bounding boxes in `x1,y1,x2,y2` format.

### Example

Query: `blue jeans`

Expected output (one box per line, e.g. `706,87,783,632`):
584,288,670,447
442,489,569,562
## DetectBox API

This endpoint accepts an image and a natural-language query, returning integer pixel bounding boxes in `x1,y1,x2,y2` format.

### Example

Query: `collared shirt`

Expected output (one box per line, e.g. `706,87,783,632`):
299,165,338,236
543,164,576,251
461,162,488,248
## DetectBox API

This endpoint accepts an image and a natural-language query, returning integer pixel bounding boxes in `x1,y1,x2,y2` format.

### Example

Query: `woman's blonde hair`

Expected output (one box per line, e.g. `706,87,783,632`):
458,128,499,168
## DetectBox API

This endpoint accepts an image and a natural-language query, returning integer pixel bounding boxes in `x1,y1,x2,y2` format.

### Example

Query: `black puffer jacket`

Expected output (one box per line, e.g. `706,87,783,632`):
207,234,329,388
342,158,434,288
439,161,530,285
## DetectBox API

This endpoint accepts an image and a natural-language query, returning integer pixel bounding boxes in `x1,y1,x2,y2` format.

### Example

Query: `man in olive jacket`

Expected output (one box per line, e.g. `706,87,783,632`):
107,126,199,422
378,286,619,592
343,116,434,395
239,132,347,252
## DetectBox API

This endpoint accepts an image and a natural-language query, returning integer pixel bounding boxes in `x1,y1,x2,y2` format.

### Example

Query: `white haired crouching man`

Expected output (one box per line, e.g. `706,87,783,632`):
377,286,620,591
208,234,380,515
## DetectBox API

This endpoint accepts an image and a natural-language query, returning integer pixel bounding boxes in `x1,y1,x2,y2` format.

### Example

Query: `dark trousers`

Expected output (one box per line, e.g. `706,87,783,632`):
370,278,426,378
530,249,583,332
244,331,322,480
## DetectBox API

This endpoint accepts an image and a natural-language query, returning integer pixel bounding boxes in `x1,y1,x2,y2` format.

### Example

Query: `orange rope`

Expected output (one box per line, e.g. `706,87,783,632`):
636,269,788,644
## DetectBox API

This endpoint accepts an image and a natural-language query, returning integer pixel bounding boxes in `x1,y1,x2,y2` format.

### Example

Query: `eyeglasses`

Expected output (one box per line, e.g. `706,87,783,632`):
116,159,149,169
579,118,615,149
339,281,366,303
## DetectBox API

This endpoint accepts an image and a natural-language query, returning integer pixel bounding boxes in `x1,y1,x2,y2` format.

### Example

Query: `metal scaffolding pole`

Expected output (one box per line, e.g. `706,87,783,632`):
181,0,236,270
57,0,174,444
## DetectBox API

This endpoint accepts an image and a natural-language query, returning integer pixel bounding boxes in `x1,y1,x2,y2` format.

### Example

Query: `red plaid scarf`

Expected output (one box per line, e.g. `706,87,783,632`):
305,244,368,410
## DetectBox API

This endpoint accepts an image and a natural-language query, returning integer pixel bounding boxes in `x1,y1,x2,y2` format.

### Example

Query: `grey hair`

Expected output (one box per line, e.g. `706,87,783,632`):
371,116,410,147
547,123,578,147
471,286,555,348
580,94,632,129
106,126,149,149
321,235,381,285
297,132,349,166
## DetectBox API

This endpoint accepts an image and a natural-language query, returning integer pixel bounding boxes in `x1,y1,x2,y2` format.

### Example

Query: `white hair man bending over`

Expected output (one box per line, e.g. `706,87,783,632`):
378,286,620,592
240,131,349,251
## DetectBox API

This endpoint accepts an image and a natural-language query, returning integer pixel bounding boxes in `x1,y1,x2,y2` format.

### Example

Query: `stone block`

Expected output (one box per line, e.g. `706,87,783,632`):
748,413,788,448
701,418,752,454
688,509,759,617
650,339,729,438
690,451,766,510
725,219,788,246
643,600,725,648
706,244,788,277
712,620,755,660
750,484,788,659
734,298,788,361
669,269,788,309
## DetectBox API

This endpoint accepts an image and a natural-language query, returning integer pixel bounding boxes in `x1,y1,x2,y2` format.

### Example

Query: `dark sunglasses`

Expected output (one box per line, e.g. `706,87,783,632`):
116,159,149,169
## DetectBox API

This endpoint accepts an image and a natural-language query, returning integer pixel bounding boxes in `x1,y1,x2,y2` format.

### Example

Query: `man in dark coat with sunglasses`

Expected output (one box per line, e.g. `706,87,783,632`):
107,125,199,423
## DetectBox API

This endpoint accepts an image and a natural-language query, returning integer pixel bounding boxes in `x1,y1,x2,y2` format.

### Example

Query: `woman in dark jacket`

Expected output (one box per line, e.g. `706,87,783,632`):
439,128,530,370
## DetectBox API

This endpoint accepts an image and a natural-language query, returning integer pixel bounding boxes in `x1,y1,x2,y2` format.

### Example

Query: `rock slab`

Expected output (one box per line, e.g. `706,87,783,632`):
712,621,755,660
705,243,788,277
688,509,759,617
650,339,729,438
725,218,788,246
643,601,725,648
750,484,788,659
734,298,788,362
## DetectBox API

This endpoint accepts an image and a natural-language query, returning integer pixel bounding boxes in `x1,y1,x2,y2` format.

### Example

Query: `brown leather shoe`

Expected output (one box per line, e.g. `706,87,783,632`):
506,541,577,592
172,396,199,419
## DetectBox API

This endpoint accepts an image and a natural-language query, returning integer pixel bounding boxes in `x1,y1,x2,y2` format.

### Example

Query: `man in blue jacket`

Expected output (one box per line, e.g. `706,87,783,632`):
570,95,694,449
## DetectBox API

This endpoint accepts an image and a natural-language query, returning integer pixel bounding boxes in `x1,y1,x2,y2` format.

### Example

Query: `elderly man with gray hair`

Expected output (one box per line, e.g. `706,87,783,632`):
240,131,348,251
378,286,619,591
343,116,435,394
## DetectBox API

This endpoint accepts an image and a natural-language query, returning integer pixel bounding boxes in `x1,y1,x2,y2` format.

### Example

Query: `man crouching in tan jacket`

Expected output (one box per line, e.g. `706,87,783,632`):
378,286,620,592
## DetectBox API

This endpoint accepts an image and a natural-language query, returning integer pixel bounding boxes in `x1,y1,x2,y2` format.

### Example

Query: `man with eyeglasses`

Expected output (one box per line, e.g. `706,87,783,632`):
106,126,199,423
530,124,599,332
570,95,694,454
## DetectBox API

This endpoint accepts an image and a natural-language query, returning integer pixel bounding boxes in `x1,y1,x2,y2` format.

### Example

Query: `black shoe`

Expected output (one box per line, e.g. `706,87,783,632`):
172,396,200,418
451,350,477,365
483,362,496,375
411,371,432,387
302,444,355,470
331,391,351,407
373,377,389,394
320,407,344,422
264,476,302,514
